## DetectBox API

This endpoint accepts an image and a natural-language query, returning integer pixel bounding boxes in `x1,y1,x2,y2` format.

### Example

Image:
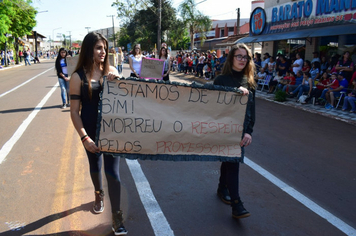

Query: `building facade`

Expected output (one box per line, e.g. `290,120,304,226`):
91,27,120,49
238,0,356,62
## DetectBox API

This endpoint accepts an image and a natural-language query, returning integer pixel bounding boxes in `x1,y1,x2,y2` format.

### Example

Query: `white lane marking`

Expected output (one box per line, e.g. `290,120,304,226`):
0,82,59,165
244,157,356,236
0,67,54,98
126,159,174,236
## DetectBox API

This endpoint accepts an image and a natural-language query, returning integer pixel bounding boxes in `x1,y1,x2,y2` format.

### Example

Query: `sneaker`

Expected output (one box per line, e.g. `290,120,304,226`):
61,104,66,109
325,103,331,109
112,211,128,235
231,198,250,219
66,103,70,107
217,185,231,205
93,190,104,214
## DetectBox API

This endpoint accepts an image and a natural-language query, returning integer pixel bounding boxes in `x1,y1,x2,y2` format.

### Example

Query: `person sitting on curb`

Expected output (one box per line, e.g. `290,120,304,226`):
318,72,339,104
325,72,349,109
283,70,303,93
288,71,313,102
278,71,295,91
306,71,330,105
254,67,266,83
342,79,356,113
267,70,283,93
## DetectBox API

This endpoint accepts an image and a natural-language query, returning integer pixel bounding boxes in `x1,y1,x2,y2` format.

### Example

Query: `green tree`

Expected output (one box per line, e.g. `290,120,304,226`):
114,0,176,51
111,0,146,24
0,0,36,63
179,0,211,49
166,19,190,50
0,0,13,43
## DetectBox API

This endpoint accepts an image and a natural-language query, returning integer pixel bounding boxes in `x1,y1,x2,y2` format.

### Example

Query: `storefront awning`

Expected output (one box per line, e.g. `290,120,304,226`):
237,24,356,43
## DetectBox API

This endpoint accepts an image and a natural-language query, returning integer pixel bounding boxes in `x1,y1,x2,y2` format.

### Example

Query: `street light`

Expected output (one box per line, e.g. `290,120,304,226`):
52,27,61,53
85,27,91,33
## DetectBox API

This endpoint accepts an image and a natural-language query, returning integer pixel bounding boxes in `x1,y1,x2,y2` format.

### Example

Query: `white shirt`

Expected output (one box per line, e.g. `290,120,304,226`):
293,58,303,74
60,58,68,74
130,54,143,74
261,58,270,68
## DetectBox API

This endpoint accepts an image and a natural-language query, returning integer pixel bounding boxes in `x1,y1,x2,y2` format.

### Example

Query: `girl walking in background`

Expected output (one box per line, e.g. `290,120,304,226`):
158,46,171,81
117,47,124,76
55,48,70,108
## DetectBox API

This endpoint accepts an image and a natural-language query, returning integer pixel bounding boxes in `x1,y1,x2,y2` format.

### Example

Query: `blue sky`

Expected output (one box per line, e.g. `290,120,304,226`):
32,0,253,41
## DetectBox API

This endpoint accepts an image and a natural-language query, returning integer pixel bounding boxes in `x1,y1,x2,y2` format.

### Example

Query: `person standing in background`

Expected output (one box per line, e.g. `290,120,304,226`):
129,44,144,78
117,47,124,76
55,48,70,108
158,46,171,81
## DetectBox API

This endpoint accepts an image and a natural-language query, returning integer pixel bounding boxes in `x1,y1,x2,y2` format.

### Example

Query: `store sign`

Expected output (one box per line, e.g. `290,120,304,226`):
250,0,356,35
251,7,267,35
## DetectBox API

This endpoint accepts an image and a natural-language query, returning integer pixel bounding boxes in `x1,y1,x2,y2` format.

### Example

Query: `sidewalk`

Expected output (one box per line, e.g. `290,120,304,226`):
170,71,356,126
0,58,51,70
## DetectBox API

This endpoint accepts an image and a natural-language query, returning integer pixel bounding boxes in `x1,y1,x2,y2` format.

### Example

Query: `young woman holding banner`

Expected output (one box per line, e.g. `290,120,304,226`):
159,46,171,81
129,43,144,78
213,44,256,219
69,32,128,235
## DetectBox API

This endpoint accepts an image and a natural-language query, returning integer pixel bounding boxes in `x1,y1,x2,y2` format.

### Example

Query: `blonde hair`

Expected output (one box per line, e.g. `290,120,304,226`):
221,44,256,89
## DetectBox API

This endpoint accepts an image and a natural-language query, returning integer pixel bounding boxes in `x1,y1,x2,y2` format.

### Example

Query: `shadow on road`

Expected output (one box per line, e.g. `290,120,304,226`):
0,105,62,114
0,202,111,236
0,202,115,235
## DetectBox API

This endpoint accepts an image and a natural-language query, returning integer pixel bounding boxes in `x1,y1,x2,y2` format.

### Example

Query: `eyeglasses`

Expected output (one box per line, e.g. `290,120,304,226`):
234,54,250,61
135,48,140,50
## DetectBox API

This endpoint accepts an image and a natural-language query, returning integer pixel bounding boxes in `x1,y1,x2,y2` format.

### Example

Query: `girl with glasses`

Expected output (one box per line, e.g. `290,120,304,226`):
214,44,256,219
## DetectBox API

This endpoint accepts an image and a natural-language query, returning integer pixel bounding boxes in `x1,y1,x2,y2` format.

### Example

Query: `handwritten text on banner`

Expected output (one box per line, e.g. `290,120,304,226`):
97,79,248,162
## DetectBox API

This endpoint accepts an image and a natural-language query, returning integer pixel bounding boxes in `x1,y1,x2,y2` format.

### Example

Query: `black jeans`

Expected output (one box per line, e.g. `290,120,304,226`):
197,64,204,77
86,151,122,213
219,162,240,201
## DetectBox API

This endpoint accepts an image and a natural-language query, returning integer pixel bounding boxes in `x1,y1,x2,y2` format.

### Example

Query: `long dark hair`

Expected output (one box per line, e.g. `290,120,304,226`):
132,44,142,56
221,44,256,89
159,47,167,59
74,32,110,98
55,48,67,73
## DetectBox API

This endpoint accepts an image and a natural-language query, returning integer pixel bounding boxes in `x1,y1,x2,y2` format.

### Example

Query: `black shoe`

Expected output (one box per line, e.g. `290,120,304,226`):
112,211,128,235
217,185,231,204
93,190,104,214
231,198,250,219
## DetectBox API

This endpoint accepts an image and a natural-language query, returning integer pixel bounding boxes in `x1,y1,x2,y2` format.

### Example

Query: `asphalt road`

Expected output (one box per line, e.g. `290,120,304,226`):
0,61,355,236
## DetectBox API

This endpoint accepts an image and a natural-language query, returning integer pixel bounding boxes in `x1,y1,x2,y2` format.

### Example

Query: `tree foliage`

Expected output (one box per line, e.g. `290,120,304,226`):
166,19,190,50
0,0,37,43
116,0,176,51
114,0,212,51
112,0,146,24
179,0,211,49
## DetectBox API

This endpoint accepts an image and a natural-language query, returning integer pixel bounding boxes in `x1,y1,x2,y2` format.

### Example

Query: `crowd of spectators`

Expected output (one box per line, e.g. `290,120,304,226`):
173,50,227,80
252,50,356,112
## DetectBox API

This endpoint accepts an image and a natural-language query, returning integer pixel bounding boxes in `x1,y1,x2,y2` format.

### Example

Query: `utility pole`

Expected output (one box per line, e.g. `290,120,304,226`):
85,27,91,33
236,8,240,35
157,0,162,55
34,31,38,63
67,31,72,48
107,15,116,49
